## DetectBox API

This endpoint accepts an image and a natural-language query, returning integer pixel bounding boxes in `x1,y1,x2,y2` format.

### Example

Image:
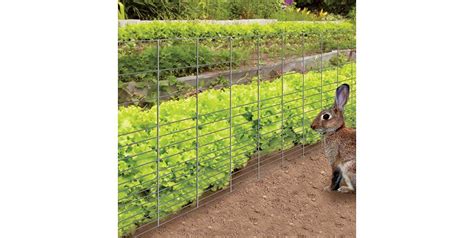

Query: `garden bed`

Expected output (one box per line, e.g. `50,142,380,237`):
120,49,355,102
118,20,355,106
140,142,355,237
176,49,355,86
119,19,279,27
118,64,356,237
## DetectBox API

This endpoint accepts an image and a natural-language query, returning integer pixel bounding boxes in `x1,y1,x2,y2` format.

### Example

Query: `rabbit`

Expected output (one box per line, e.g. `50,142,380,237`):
310,83,356,193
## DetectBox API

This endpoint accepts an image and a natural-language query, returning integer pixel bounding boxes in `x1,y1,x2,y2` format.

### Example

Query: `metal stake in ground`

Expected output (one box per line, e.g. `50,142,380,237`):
280,32,285,167
302,32,305,158
195,38,200,207
229,36,233,192
156,39,161,228
320,33,324,112
257,34,261,179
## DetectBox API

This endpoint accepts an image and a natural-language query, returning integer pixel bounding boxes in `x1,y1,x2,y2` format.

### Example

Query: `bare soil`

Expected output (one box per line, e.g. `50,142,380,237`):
143,143,355,237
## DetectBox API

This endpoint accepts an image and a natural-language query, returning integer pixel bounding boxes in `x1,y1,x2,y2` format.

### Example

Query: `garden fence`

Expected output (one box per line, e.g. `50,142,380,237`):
118,31,356,237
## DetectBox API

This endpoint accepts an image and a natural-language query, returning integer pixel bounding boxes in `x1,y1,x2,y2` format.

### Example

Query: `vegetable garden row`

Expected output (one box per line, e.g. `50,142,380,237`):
118,21,355,106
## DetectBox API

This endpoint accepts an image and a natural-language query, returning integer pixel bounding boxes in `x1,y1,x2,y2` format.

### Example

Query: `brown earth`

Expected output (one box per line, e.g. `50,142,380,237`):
142,143,355,237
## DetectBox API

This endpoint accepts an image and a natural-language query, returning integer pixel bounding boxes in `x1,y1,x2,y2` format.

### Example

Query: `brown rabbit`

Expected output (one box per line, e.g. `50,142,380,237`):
311,83,356,193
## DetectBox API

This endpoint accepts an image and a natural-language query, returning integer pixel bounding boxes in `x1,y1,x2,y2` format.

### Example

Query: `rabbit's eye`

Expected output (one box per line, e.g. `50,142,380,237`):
322,113,331,120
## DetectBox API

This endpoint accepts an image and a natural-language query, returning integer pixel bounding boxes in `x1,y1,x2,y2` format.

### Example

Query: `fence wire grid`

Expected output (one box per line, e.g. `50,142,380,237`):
118,30,356,237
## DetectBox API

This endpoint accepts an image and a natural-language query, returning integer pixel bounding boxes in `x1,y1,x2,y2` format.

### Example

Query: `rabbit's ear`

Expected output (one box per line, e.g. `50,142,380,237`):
335,84,350,110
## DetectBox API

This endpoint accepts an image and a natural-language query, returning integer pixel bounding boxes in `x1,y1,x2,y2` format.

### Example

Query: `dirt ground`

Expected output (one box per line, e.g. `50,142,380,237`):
142,143,355,237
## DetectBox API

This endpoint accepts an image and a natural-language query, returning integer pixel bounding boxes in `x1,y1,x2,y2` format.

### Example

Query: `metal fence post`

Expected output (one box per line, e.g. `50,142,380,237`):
280,32,285,166
156,39,161,228
195,38,200,207
320,33,324,110
351,43,355,94
301,32,305,158
336,31,340,86
229,36,233,192
257,34,261,179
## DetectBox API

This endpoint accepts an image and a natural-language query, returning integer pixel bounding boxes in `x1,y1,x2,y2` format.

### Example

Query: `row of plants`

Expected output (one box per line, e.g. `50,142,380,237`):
118,21,355,105
118,0,350,21
118,20,354,41
271,4,344,21
118,63,356,236
119,0,281,20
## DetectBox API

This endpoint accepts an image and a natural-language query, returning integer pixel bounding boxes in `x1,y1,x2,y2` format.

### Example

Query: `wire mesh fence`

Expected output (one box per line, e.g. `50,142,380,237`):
118,30,356,237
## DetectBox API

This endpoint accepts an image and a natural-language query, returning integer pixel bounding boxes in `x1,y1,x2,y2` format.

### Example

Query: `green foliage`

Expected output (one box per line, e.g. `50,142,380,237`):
181,0,231,20
118,41,250,104
118,21,355,105
347,6,356,22
271,4,346,22
228,0,281,19
119,43,247,82
120,0,204,20
118,63,356,236
271,5,320,21
118,21,355,41
329,53,350,67
118,0,354,20
323,0,356,16
295,0,356,16
121,0,160,20
119,0,282,20
118,1,127,20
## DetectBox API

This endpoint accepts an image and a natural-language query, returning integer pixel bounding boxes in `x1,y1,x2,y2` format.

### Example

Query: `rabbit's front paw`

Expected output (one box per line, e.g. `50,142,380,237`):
323,186,332,192
337,186,354,193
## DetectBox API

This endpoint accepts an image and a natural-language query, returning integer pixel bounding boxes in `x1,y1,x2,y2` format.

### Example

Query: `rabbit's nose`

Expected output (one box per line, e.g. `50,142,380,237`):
311,123,316,130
